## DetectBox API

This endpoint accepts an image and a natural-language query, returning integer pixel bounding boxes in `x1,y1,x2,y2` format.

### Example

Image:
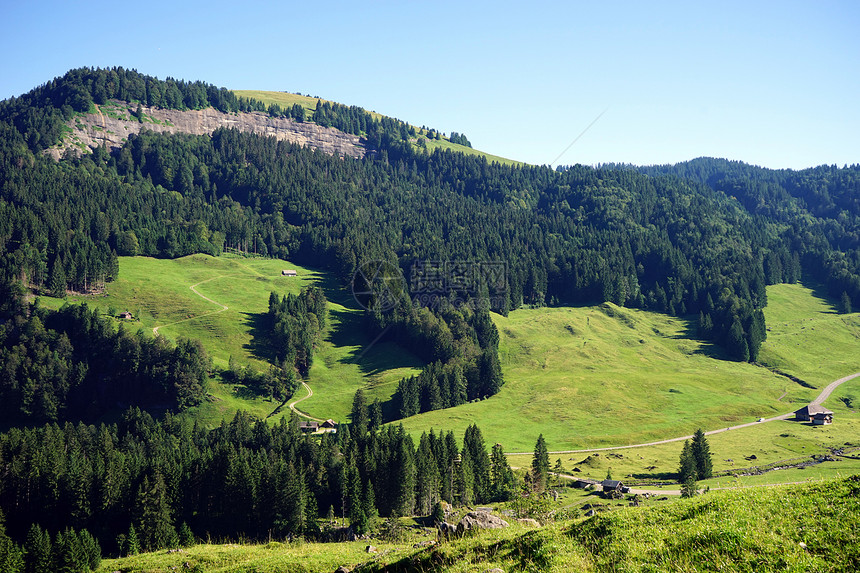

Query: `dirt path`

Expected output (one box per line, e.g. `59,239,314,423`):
509,372,860,456
288,382,324,422
152,276,229,336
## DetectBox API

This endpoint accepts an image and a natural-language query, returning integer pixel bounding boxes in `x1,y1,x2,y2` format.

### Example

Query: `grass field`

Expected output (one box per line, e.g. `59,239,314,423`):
399,303,795,451
757,282,860,388
40,254,423,426
232,89,523,166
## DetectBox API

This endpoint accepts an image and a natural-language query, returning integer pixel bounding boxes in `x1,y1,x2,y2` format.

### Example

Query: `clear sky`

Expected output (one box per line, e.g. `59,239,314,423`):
2,0,858,169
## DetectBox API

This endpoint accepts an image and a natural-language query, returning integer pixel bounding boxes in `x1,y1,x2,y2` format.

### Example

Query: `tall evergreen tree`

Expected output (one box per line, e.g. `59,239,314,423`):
678,439,696,482
0,510,24,573
531,434,550,493
24,523,52,573
690,428,713,480
490,443,516,501
350,388,368,438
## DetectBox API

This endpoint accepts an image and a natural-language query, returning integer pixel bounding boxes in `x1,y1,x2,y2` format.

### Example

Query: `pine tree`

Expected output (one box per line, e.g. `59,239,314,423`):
78,529,101,572
727,317,750,362
24,523,52,573
678,439,696,482
490,443,516,501
134,473,177,551
531,434,550,493
350,388,368,438
125,524,140,556
177,522,194,547
0,510,24,573
463,425,491,502
839,291,852,314
681,474,698,498
690,428,713,479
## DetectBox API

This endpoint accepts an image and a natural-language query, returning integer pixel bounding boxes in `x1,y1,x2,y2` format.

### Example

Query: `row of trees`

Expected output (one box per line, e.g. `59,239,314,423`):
267,286,327,376
0,407,518,557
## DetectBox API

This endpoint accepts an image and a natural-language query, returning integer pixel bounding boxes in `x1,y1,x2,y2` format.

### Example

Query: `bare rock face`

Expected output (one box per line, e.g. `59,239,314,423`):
458,510,509,533
47,101,364,160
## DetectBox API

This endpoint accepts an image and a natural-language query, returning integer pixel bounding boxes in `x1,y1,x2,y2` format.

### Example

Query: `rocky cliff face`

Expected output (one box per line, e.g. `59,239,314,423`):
48,101,365,160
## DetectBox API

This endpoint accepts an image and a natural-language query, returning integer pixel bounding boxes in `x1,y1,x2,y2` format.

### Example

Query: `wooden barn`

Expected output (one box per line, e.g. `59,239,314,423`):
795,404,834,423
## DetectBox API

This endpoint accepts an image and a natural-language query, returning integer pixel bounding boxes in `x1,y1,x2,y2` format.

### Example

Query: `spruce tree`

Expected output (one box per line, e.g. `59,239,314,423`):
839,291,852,314
463,425,491,502
78,529,101,572
0,510,24,573
531,434,550,492
678,439,696,482
177,522,194,548
690,428,713,479
350,388,368,438
24,523,52,573
490,443,516,501
125,524,140,556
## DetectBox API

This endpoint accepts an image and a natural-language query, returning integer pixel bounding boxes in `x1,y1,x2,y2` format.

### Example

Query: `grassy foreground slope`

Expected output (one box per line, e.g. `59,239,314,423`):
97,476,860,572
41,254,423,426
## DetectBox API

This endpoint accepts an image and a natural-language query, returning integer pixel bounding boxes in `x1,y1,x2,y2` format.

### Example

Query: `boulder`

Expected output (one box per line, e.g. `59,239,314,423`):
458,510,509,533
517,518,541,527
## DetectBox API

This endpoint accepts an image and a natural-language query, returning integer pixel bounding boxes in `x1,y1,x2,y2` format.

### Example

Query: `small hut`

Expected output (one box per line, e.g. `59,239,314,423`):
282,269,298,277
795,404,834,422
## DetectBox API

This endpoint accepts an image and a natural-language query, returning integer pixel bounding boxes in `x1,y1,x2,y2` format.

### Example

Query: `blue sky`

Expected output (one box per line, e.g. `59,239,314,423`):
2,1,857,169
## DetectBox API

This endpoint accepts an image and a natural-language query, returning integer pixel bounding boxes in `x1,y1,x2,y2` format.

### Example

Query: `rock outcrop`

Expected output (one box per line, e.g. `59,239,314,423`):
48,100,364,160
457,510,509,533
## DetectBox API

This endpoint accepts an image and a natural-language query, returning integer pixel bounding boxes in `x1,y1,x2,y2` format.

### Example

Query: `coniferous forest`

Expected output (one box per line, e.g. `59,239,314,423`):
1,67,859,568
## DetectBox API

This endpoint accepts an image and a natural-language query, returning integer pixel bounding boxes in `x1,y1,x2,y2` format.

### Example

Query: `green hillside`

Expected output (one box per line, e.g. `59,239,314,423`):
96,476,860,573
398,303,791,451
40,254,423,425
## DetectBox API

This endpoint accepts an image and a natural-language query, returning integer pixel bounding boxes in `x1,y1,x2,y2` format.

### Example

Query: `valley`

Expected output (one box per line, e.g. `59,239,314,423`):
41,254,860,490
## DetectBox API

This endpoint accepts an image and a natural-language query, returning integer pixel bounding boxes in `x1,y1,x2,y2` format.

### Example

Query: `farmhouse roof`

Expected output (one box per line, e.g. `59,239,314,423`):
796,404,833,417
601,480,622,489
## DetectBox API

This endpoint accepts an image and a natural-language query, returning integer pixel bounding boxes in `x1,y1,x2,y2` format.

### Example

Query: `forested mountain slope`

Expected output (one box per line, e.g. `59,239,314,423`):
1,67,858,427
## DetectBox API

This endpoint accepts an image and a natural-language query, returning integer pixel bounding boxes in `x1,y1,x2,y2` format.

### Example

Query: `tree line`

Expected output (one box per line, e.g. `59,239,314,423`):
0,407,518,565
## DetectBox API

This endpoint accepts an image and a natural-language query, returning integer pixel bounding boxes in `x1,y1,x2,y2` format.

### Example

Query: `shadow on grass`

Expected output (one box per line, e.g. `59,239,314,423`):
241,311,277,363
672,315,731,361
806,279,840,314
326,306,424,377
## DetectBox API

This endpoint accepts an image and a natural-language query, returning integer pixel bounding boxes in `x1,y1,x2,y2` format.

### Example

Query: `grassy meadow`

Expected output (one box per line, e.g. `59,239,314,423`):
40,254,423,426
399,303,796,452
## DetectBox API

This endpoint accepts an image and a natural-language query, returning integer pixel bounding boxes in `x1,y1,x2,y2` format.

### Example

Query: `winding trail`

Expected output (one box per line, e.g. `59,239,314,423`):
508,372,860,456
288,382,324,422
152,276,230,336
